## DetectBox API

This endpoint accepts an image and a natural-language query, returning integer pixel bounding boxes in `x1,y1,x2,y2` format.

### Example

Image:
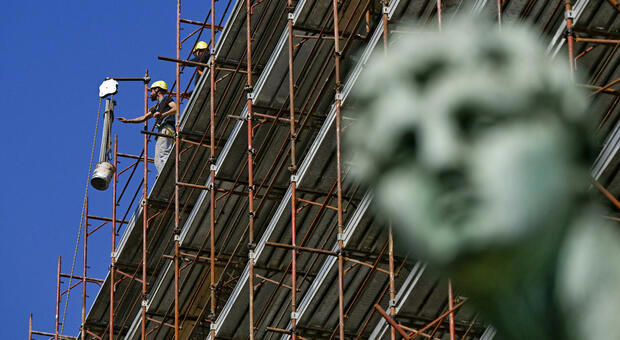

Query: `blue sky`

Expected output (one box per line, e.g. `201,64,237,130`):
1,1,228,338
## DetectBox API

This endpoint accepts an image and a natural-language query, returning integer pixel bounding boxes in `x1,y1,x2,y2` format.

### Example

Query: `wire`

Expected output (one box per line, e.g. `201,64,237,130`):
60,97,103,335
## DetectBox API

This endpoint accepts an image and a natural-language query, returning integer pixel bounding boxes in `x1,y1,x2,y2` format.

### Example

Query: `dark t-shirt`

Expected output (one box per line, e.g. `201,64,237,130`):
190,52,209,74
152,96,175,131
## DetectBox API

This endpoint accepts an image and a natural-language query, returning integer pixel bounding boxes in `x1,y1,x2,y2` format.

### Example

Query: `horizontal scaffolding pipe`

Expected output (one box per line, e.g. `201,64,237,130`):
106,77,150,82
176,181,211,191
575,36,620,45
265,242,338,256
87,215,129,225
180,18,224,30
60,273,104,284
117,152,154,163
31,330,77,340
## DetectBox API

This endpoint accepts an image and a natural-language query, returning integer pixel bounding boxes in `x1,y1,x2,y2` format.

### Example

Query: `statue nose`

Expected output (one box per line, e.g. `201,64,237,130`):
437,167,466,190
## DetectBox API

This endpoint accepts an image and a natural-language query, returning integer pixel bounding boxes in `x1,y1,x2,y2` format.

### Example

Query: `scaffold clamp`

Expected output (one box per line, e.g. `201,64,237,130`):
290,175,298,183
565,10,575,20
249,250,256,263
141,300,149,308
210,164,217,172
337,233,345,242
209,183,216,191
382,6,390,14
174,234,181,242
288,12,295,21
247,92,255,101
290,312,299,320
111,251,118,259
210,323,217,331
389,299,397,308
335,93,344,102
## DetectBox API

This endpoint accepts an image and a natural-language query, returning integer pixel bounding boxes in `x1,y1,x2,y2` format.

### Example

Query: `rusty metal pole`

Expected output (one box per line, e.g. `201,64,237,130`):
141,70,149,340
565,0,575,76
381,4,396,339
246,0,257,338
56,256,61,340
82,197,89,340
448,280,456,340
174,1,182,339
29,314,33,340
110,132,119,340
209,0,217,336
331,0,345,338
437,0,442,31
286,1,299,338
497,0,502,26
388,227,396,340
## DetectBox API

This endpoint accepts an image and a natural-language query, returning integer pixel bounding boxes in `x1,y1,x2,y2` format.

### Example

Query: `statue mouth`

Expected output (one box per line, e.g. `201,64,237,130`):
435,185,478,227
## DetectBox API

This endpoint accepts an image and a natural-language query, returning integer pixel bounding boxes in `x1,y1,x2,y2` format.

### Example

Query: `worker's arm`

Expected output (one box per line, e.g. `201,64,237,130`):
117,111,154,123
153,101,177,119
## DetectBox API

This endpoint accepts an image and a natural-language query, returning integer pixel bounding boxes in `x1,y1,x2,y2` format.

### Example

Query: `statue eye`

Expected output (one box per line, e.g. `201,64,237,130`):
394,128,418,161
455,106,499,139
410,59,447,88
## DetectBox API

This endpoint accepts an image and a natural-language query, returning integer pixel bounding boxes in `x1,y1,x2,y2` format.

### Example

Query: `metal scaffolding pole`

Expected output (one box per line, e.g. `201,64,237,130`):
110,132,119,340
209,0,217,336
141,70,149,340
56,256,61,340
437,0,442,31
246,0,257,337
497,0,503,26
331,0,345,338
286,0,300,338
565,0,576,76
175,1,182,339
448,281,456,340
82,197,89,340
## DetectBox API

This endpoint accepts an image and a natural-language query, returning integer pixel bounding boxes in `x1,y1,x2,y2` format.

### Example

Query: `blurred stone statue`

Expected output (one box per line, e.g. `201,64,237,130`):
347,17,620,340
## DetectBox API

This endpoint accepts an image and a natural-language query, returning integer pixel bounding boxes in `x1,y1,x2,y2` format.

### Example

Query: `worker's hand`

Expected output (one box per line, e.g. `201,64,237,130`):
117,117,128,123
152,112,161,118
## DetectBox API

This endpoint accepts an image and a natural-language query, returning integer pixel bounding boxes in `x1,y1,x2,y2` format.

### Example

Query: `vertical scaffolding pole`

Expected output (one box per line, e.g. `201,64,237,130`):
209,0,217,336
246,0,257,338
110,139,117,340
331,0,345,338
82,198,88,340
497,0,503,26
29,314,32,340
174,1,182,339
437,0,442,31
381,6,396,339
56,256,61,340
448,280,456,340
286,0,299,338
141,70,149,340
565,0,575,76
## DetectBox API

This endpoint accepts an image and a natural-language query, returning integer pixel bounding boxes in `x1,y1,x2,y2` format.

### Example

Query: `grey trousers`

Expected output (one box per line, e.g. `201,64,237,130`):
155,131,174,174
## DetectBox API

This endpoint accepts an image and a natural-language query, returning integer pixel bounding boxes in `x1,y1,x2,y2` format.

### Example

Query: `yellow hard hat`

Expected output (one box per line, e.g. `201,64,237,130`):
193,41,208,52
150,80,168,91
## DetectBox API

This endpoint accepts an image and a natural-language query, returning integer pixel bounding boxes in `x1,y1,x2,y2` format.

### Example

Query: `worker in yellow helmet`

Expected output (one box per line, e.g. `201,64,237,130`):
189,41,210,84
117,80,177,174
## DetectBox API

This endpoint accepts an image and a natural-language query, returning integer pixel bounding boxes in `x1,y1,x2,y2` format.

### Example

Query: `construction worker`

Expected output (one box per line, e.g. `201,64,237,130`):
117,80,177,174
189,41,209,84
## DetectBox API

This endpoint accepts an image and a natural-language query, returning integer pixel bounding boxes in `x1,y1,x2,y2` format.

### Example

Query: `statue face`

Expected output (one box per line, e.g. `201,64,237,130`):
347,20,589,264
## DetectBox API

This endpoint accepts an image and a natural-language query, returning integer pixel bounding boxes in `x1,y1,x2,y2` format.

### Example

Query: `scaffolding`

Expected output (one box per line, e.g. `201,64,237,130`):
28,0,620,339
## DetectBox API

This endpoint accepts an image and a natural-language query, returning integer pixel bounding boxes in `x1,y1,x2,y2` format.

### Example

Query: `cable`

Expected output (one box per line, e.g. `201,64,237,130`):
60,97,103,335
